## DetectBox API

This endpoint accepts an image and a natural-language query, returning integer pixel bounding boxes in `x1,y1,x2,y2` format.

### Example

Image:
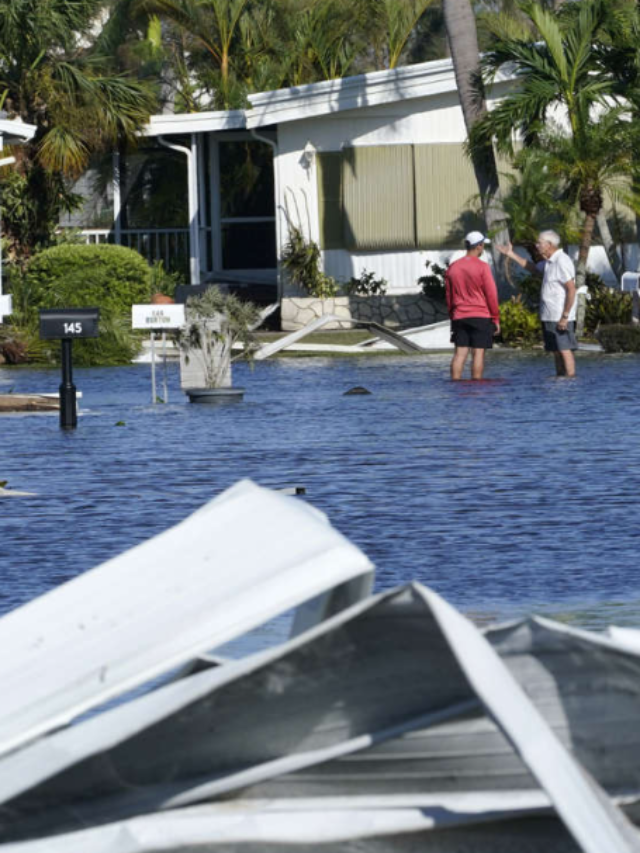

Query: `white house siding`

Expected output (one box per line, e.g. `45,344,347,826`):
275,90,506,295
274,86,623,293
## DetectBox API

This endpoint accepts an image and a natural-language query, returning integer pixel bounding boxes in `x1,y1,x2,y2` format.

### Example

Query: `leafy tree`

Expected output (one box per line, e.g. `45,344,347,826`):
135,0,256,108
0,0,157,259
592,0,640,262
364,0,440,70
496,148,575,285
471,0,639,286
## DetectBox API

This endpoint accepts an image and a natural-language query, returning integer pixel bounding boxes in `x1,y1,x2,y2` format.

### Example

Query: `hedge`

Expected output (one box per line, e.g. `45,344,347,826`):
22,244,152,366
596,324,640,353
24,244,151,319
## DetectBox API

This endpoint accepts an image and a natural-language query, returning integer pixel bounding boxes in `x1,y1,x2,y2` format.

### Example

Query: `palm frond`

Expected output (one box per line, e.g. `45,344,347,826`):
36,125,91,175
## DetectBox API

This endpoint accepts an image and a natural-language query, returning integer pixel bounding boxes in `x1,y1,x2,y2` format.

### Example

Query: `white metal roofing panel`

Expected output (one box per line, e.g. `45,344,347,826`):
0,480,373,757
246,59,459,129
145,110,246,136
3,582,640,851
0,793,570,853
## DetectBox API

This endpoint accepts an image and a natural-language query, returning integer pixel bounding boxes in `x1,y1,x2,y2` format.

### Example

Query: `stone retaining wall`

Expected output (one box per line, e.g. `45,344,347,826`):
281,295,448,331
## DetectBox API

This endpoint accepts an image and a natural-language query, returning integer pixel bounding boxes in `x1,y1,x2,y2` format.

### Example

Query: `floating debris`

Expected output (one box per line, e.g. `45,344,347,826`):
0,394,58,413
1,481,639,853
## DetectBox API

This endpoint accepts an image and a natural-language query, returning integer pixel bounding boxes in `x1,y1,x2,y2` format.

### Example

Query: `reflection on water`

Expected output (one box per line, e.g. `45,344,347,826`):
1,350,640,641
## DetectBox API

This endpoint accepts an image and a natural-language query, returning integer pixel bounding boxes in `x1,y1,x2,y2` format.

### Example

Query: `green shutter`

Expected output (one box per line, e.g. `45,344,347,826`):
342,145,416,251
316,152,344,249
414,144,482,248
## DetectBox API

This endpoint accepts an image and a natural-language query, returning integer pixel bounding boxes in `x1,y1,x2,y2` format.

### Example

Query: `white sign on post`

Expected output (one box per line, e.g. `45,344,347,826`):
132,304,186,404
131,304,185,330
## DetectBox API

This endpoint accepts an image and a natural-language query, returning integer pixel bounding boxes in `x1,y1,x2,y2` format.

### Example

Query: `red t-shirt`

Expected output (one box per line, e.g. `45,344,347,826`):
445,256,500,324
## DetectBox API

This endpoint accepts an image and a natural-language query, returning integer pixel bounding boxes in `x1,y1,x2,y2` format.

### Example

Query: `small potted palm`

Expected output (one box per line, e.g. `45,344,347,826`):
177,287,260,403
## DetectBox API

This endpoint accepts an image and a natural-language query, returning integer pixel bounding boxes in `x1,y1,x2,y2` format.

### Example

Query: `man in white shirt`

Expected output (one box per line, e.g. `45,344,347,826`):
498,230,577,377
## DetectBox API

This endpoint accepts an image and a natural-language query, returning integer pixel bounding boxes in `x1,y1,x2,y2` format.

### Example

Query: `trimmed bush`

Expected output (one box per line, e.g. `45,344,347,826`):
22,244,152,366
24,244,151,318
596,324,640,353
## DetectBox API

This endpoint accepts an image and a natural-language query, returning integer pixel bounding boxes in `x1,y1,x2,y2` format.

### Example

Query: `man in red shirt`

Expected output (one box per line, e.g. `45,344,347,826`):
445,231,500,380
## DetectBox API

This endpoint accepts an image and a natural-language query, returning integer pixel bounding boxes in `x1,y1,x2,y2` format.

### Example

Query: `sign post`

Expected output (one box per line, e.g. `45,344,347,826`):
39,308,100,430
131,304,185,404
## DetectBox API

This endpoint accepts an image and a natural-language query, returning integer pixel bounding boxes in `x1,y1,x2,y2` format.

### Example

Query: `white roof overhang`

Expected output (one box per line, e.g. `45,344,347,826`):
142,58,514,136
0,119,36,144
145,109,246,137
246,57,460,128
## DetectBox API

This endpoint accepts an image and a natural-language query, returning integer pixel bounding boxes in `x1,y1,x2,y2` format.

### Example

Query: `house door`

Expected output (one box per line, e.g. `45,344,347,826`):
203,134,277,285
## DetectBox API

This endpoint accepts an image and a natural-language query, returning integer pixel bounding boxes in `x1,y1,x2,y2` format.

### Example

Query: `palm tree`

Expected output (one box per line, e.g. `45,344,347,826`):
371,0,440,69
442,0,509,276
281,0,357,85
470,0,638,285
135,0,256,108
0,0,157,257
496,148,576,284
593,0,640,266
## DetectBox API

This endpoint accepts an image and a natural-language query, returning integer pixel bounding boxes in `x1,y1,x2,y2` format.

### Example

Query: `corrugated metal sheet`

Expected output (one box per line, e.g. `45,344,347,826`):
342,146,416,251
0,480,373,759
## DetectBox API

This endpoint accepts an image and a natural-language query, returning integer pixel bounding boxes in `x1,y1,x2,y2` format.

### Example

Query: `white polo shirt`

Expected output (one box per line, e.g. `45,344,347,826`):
537,250,577,322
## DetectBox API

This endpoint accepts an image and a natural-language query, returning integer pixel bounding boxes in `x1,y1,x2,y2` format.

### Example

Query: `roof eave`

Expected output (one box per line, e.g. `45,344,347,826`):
246,59,459,128
144,110,246,137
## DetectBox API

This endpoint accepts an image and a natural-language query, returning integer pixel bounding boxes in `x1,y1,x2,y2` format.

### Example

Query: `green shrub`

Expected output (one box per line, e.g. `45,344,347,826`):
345,268,388,296
596,324,640,353
0,324,49,364
149,260,184,299
418,260,447,300
498,296,541,347
24,244,151,319
20,244,151,366
584,275,632,335
281,226,338,298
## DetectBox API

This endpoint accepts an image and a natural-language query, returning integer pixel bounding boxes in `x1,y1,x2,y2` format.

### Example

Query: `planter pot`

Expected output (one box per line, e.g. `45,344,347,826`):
185,387,245,404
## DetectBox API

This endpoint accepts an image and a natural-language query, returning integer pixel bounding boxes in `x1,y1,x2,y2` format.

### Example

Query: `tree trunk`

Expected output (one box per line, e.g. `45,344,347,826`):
442,0,510,291
575,211,597,289
596,211,623,283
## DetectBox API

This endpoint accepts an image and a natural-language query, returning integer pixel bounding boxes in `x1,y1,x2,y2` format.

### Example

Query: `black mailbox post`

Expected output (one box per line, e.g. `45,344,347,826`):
39,308,100,430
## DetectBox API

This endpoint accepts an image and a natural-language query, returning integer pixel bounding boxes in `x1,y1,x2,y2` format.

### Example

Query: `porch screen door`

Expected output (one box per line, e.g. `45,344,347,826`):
218,139,276,272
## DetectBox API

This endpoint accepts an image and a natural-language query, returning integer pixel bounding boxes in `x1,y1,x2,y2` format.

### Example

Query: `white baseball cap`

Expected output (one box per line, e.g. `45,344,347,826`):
465,231,491,247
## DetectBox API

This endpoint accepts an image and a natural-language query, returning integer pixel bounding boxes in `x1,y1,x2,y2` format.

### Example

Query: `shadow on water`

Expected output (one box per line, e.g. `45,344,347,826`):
2,350,640,644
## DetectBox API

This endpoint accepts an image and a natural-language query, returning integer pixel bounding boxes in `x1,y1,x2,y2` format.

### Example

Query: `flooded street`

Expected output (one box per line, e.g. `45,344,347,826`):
2,350,640,639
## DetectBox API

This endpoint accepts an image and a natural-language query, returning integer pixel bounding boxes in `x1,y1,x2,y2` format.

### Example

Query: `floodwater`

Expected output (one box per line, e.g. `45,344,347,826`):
1,349,640,645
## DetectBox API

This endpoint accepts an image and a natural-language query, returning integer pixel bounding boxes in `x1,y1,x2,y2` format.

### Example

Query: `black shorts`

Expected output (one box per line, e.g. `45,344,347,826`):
451,318,495,349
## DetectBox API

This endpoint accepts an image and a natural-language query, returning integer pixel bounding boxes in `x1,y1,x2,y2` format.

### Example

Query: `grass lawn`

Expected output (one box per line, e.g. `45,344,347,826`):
255,329,374,345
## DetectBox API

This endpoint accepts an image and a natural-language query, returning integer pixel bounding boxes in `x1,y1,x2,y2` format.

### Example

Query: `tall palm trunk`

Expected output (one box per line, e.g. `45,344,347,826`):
576,211,597,289
442,0,509,288
596,211,623,283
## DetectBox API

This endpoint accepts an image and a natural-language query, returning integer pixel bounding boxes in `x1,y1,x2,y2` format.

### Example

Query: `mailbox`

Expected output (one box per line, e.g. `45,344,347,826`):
39,308,100,340
38,308,100,430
